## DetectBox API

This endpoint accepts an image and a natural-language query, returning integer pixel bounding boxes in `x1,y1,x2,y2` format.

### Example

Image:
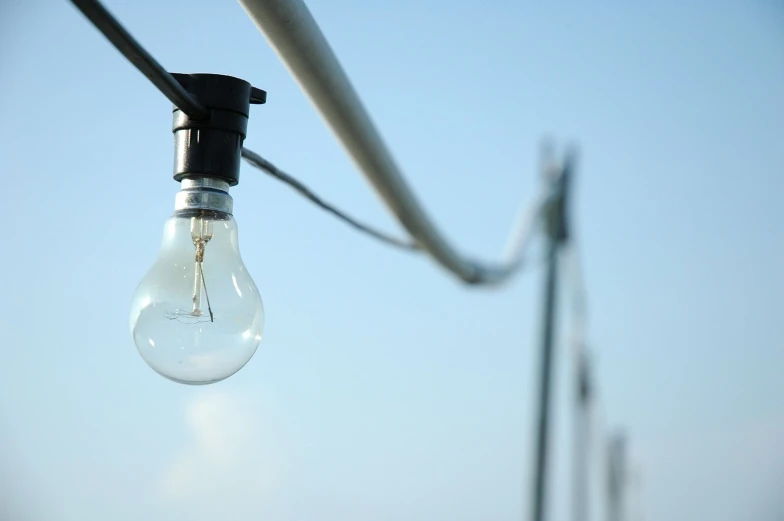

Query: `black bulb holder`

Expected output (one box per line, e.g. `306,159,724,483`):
171,73,266,187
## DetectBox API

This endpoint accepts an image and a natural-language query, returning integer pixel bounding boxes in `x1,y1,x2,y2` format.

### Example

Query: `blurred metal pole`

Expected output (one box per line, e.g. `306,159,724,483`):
573,351,592,521
608,433,627,521
530,151,572,521
531,234,560,521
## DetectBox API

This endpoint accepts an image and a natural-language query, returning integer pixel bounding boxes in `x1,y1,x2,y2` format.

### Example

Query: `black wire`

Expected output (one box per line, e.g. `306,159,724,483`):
241,148,419,252
70,0,208,120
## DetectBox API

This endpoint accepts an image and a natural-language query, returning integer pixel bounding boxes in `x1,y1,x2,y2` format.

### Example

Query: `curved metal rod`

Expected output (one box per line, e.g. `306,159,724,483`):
237,0,548,285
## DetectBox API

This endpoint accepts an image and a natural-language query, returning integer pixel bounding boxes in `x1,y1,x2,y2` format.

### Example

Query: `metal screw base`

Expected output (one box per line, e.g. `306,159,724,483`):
174,177,233,215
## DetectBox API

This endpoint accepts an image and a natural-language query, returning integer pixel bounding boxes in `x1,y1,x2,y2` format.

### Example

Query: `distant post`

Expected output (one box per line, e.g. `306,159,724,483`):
530,147,573,521
573,350,592,521
607,432,627,521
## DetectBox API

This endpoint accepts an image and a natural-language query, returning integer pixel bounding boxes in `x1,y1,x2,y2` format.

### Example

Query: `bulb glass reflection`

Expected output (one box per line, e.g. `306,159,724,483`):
130,210,264,384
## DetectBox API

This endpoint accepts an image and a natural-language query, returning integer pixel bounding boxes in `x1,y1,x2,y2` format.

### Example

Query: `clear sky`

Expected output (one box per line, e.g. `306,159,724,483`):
1,1,782,520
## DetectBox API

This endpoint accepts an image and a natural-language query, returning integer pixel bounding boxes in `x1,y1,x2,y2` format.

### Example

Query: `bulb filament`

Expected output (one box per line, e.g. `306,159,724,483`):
191,218,214,322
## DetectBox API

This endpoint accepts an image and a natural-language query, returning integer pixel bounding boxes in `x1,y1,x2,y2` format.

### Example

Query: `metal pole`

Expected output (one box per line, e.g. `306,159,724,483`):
237,0,547,286
530,153,571,521
573,351,591,521
607,433,627,521
531,237,560,521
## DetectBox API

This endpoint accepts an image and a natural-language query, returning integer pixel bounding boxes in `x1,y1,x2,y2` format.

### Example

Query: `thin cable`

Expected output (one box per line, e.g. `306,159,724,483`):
242,148,420,251
70,0,209,120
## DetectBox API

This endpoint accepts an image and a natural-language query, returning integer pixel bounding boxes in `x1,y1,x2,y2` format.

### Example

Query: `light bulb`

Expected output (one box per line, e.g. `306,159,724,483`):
130,179,264,384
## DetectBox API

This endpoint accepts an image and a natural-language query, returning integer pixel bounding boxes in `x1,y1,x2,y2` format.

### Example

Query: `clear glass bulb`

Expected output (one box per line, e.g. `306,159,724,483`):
130,209,264,384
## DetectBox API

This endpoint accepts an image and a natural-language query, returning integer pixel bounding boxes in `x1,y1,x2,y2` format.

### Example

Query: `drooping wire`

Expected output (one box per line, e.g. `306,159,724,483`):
241,148,420,251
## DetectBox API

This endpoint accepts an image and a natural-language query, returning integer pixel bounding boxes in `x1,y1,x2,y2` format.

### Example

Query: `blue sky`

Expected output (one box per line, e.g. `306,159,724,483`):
1,1,782,520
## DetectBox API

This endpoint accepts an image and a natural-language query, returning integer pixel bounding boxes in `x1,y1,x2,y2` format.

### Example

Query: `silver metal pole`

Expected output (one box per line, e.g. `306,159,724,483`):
608,433,627,521
573,351,592,521
237,0,546,285
530,157,571,521
531,237,560,521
